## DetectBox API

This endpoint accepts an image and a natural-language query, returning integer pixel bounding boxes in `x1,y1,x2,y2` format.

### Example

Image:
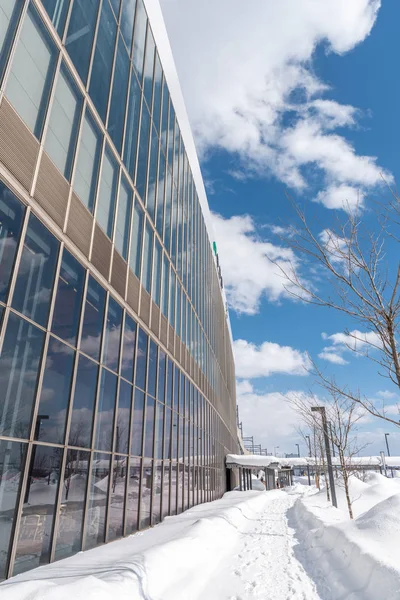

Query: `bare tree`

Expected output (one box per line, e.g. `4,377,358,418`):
278,197,400,426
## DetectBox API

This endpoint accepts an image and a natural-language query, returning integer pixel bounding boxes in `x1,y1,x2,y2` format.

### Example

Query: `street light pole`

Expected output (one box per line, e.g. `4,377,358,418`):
311,407,337,508
296,443,300,457
385,433,394,478
305,435,311,486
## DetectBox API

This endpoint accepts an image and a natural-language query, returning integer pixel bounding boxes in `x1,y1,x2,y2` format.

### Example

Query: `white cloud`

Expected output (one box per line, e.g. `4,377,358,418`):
161,0,390,209
315,184,365,211
212,212,307,314
318,351,349,365
377,390,399,400
233,339,311,379
319,329,382,365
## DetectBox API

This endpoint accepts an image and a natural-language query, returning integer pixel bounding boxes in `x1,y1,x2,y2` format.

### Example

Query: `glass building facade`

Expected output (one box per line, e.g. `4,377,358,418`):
0,0,237,580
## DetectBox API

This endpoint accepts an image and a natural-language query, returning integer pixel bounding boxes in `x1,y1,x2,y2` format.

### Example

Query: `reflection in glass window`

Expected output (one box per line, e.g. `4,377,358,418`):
116,380,132,453
109,0,121,18
152,460,162,525
147,340,157,398
157,350,166,402
132,0,146,81
131,388,144,455
108,35,130,152
13,445,62,575
44,64,82,179
73,109,102,213
144,396,154,457
114,176,132,259
94,368,117,451
135,102,151,199
6,4,57,138
141,220,153,293
96,146,118,237
69,355,98,448
108,455,126,540
85,452,110,549
155,151,165,238
41,0,70,37
164,407,171,460
0,1,24,82
152,54,162,133
12,214,59,326
0,181,25,303
142,25,155,108
166,359,173,409
154,401,164,460
146,126,158,222
121,314,136,382
126,457,140,533
160,80,169,155
135,327,147,391
129,200,144,279
163,171,172,250
0,314,44,439
54,449,89,561
52,249,85,345
140,457,152,528
89,0,117,121
120,0,136,51
35,337,75,444
162,460,170,518
80,275,106,361
161,253,169,317
173,365,179,415
176,283,181,338
66,0,99,84
123,70,141,178
169,270,176,328
0,439,26,579
103,296,122,372
152,239,162,306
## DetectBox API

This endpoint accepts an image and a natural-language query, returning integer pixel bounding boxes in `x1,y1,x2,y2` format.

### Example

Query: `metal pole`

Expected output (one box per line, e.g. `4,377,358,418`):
312,407,337,508
385,434,394,478
296,443,300,457
239,468,243,491
329,422,336,457
305,435,311,486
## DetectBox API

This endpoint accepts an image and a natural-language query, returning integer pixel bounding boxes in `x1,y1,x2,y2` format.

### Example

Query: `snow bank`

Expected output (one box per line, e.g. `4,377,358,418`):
291,475,400,599
0,491,268,600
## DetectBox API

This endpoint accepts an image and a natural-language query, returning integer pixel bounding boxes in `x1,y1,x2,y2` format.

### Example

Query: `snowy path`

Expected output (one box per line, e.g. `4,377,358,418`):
202,489,321,600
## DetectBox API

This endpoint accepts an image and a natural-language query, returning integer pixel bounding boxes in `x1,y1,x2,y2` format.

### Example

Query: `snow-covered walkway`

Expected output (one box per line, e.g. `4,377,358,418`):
203,488,320,600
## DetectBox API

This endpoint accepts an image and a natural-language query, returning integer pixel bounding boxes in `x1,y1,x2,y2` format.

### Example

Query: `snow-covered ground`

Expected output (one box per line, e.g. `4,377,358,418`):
2,475,400,599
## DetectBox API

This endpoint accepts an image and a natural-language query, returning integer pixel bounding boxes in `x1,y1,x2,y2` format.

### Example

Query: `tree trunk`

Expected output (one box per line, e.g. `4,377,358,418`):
340,451,353,519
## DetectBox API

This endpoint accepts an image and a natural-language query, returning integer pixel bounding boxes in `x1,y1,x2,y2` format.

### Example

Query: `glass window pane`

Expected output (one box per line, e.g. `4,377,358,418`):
80,275,106,361
157,349,166,402
85,452,110,549
142,25,154,108
135,327,147,391
163,170,172,250
164,407,171,460
52,249,85,345
13,445,62,575
169,269,175,328
165,358,173,409
126,457,140,533
160,80,169,156
152,239,161,306
135,102,150,199
44,64,82,179
116,380,132,453
0,313,45,439
161,253,169,317
120,0,136,51
121,314,136,382
55,449,89,561
41,0,70,37
65,0,99,84
140,457,152,528
154,402,163,459
131,388,144,455
0,439,27,580
35,337,75,444
0,1,24,82
6,4,57,138
146,126,158,222
108,454,126,540
103,296,122,371
152,54,162,133
69,355,98,448
152,459,162,524
129,199,144,278
147,339,157,398
144,396,154,458
94,368,117,451
108,35,130,153
123,70,141,178
114,176,132,259
109,0,121,18
96,147,118,237
89,0,117,121
12,214,59,327
0,181,25,303
155,151,165,238
141,220,153,293
73,110,102,212
132,0,146,80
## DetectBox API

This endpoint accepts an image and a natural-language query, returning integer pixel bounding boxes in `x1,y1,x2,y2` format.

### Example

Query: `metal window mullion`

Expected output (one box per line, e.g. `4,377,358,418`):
104,20,120,131
0,0,30,96
48,443,68,563
90,134,108,254
122,384,135,537
85,0,104,92
119,55,135,164
110,165,123,249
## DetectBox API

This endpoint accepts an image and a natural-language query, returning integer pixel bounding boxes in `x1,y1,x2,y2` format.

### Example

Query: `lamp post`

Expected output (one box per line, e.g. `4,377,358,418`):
305,435,312,486
311,407,337,508
296,443,300,457
385,433,394,478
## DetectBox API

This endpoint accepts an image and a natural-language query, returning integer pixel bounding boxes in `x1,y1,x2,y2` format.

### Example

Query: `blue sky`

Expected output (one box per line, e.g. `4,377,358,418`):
161,0,400,456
